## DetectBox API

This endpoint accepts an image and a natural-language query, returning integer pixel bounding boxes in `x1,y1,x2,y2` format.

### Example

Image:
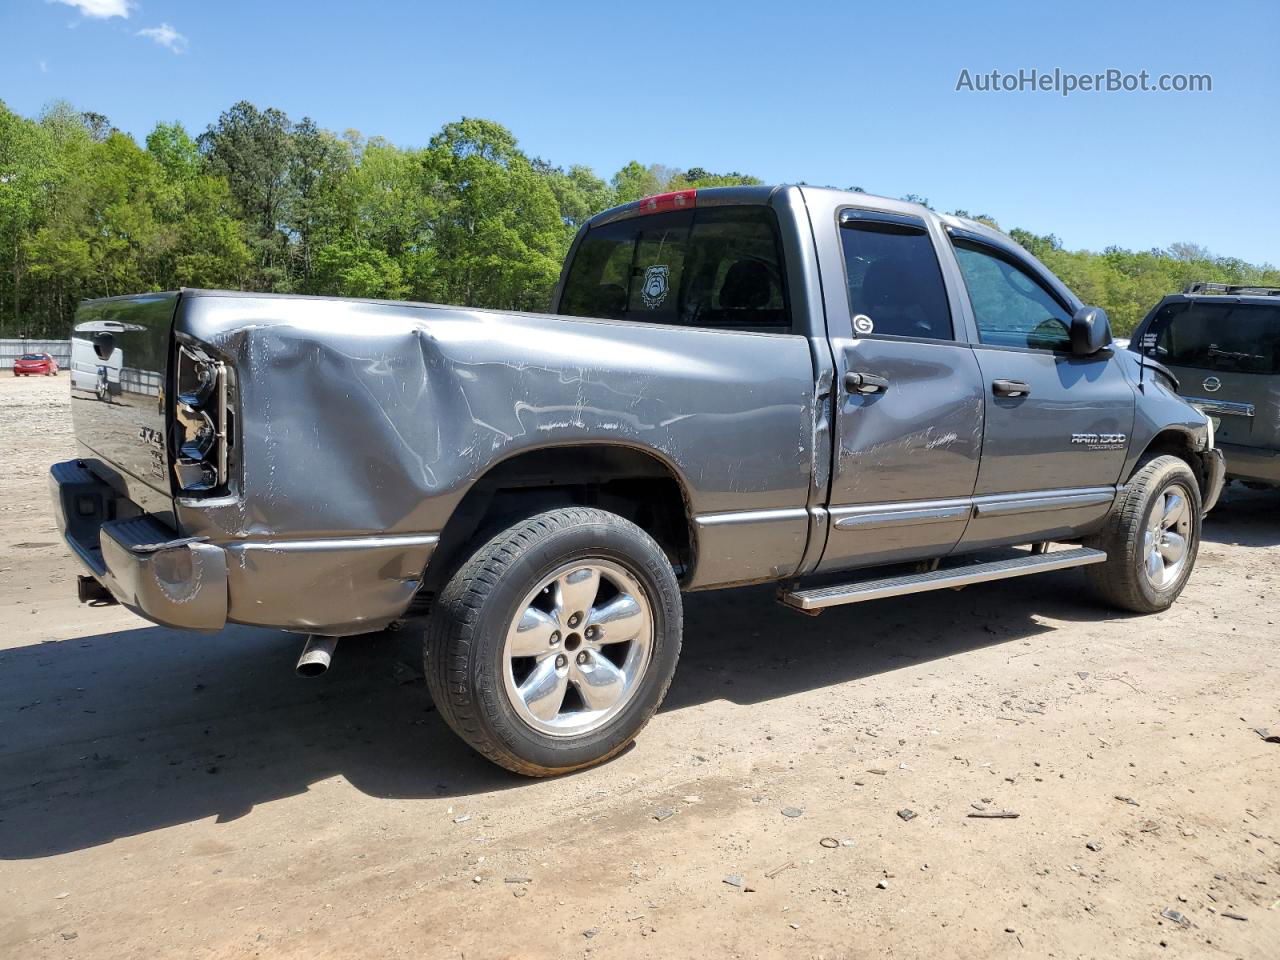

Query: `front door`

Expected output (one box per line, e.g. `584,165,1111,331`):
948,238,1136,550
818,209,985,572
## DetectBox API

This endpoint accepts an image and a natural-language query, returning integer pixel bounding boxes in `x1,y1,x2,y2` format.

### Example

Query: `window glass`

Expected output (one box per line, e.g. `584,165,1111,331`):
953,240,1072,350
559,206,790,332
840,219,952,340
1143,301,1280,374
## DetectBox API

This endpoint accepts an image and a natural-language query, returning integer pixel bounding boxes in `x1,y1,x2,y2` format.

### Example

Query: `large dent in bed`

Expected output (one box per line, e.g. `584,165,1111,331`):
175,297,815,559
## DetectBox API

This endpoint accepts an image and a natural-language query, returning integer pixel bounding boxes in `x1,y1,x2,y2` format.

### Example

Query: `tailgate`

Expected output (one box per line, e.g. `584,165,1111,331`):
1174,366,1280,449
69,292,179,518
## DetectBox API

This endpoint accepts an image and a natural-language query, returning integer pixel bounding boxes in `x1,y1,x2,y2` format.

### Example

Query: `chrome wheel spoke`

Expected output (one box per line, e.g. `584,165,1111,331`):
587,594,647,645
507,606,560,658
572,649,627,712
1161,492,1187,528
1159,531,1187,565
502,559,654,738
1146,546,1166,581
555,567,601,623
1146,502,1165,533
517,657,569,722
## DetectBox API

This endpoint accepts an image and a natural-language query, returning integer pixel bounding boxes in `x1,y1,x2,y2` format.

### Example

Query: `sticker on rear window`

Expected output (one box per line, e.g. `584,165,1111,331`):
641,265,669,309
853,314,875,335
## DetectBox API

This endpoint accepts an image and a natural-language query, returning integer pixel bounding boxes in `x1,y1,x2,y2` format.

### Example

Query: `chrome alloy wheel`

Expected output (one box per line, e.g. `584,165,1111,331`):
1143,483,1193,589
501,560,654,737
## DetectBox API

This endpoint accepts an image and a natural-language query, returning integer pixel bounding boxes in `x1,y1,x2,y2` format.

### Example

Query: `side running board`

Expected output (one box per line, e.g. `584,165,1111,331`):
779,547,1106,613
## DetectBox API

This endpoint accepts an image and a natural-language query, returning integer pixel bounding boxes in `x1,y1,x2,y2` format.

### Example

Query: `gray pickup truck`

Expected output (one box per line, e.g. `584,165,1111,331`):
51,185,1224,776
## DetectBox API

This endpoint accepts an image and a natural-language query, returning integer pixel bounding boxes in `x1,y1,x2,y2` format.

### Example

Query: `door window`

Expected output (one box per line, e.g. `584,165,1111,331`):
953,240,1073,351
840,214,953,340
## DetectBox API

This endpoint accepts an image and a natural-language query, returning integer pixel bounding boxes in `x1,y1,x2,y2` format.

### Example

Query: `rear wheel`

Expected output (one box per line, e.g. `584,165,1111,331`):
424,507,682,776
1085,455,1202,613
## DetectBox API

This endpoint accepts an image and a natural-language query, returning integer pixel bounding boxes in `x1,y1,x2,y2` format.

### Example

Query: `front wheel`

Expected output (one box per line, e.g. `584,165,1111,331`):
424,507,682,776
1085,455,1202,613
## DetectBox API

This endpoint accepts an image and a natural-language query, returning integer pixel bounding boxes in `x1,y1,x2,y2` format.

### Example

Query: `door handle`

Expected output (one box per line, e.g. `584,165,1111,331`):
992,379,1031,398
845,371,889,395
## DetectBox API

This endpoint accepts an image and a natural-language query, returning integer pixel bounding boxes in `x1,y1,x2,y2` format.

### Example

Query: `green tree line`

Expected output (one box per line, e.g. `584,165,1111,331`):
1,98,1275,339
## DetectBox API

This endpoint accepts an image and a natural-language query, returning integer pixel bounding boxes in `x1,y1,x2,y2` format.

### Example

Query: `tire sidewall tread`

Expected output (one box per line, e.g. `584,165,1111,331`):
425,507,682,776
1086,455,1202,613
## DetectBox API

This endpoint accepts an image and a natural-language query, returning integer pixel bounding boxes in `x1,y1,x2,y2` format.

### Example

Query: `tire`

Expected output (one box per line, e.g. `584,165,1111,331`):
424,507,682,776
1085,455,1202,613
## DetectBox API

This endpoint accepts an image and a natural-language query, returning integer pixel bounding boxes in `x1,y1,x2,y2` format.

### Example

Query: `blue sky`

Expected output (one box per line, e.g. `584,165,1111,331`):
3,0,1277,265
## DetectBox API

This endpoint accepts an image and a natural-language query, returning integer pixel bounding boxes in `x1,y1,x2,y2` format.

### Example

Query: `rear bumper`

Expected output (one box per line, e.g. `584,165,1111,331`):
50,460,229,631
49,460,438,635
1218,441,1280,488
1201,447,1226,513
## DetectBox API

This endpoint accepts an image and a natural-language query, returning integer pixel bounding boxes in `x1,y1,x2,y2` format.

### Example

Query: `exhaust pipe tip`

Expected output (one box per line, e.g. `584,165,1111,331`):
296,634,338,678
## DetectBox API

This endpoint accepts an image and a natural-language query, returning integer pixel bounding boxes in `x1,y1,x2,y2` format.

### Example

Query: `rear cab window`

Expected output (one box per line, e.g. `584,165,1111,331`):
559,205,790,333
1141,301,1280,374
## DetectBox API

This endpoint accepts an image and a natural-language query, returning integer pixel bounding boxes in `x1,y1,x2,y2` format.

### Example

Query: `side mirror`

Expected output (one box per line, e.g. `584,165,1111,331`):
1070,306,1112,355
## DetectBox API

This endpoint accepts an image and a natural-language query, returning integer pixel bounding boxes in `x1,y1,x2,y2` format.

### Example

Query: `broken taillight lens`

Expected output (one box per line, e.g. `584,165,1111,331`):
173,345,226,493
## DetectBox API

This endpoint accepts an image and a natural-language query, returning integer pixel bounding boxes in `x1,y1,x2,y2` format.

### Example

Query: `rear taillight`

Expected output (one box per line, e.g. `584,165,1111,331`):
172,345,227,493
636,189,696,215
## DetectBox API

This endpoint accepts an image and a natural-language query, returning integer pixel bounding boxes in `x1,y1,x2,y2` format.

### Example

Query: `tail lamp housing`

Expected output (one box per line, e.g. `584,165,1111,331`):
172,345,227,493
636,189,696,215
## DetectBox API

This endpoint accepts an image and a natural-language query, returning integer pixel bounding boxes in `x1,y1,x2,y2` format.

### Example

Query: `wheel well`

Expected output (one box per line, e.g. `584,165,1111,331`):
1133,429,1210,499
416,445,693,608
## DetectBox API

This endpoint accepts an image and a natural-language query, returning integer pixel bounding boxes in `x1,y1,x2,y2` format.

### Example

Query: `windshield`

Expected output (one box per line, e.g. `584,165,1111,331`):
19,354,44,361
1141,301,1280,375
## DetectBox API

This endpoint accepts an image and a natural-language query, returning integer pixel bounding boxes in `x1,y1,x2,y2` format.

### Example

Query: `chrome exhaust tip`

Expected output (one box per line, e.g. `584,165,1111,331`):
296,634,338,678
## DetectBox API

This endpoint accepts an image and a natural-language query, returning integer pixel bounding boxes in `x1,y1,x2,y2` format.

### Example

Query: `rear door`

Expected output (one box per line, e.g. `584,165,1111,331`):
947,236,1135,550
1140,298,1280,452
816,207,986,571
556,199,817,586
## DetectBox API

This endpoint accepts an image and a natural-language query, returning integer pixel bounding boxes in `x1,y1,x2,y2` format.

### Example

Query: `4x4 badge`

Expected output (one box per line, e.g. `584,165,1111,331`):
1202,376,1222,393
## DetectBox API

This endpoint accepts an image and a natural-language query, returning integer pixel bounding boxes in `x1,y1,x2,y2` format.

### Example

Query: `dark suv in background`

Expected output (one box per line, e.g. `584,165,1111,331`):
1132,283,1280,489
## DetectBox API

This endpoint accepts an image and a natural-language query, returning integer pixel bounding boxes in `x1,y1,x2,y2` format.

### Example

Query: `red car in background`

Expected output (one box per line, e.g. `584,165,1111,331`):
12,352,59,376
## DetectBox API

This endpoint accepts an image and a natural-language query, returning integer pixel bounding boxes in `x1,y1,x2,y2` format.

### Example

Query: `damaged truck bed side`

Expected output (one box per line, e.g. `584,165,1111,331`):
51,185,1224,775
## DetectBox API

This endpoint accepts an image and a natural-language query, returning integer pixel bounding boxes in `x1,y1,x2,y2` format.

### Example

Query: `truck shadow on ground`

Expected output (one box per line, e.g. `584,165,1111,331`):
1201,483,1280,547
0,562,1146,862
6,486,1278,861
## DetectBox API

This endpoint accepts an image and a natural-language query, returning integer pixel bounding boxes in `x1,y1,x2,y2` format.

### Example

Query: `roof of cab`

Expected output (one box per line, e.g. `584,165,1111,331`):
586,184,783,228
587,183,1017,251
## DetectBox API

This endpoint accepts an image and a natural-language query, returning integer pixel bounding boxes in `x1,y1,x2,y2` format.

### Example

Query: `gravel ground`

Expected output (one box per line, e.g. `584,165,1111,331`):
0,372,1277,959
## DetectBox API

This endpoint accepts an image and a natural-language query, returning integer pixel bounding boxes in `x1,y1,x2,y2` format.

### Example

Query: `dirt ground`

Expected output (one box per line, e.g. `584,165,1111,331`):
0,372,1277,960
